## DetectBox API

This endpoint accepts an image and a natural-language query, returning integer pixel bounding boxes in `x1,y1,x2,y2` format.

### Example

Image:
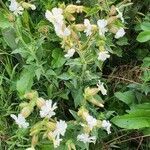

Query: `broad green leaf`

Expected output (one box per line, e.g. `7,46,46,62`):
72,88,84,108
116,37,128,46
58,73,72,80
137,31,150,42
130,103,150,112
111,110,150,129
114,91,135,105
2,27,17,50
51,48,66,68
142,57,150,67
17,66,35,95
0,11,12,29
141,22,150,31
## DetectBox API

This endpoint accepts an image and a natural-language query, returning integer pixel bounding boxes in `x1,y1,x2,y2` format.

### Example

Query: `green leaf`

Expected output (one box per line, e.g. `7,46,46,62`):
17,66,35,96
51,48,66,68
114,91,135,105
130,103,150,112
58,73,72,80
72,88,84,108
137,31,150,42
116,37,128,46
141,22,150,31
0,11,12,29
142,57,150,67
2,27,17,50
111,110,150,129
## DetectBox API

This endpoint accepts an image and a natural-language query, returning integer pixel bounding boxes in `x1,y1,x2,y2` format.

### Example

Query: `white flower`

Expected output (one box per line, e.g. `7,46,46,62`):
10,114,29,128
45,8,71,38
97,80,107,95
40,100,57,118
97,19,108,36
77,133,96,143
49,120,67,148
84,19,92,36
64,48,75,58
53,120,67,137
98,51,110,61
102,120,111,134
30,4,36,10
85,115,97,130
116,8,124,23
76,0,81,4
45,8,64,25
9,0,24,16
53,135,63,148
115,28,125,39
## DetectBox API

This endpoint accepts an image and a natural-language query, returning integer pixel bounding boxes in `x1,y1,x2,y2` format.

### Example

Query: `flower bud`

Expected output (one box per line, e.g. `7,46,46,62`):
65,5,77,13
38,26,49,34
7,14,15,22
107,16,117,24
84,87,99,97
30,129,40,136
36,97,45,108
21,2,36,10
24,91,38,100
21,106,32,118
109,5,116,16
19,102,29,108
31,135,38,147
109,26,118,34
87,97,104,108
66,140,76,150
46,122,56,130
65,5,83,14
76,6,84,13
66,14,76,21
74,24,85,31
77,107,89,119
92,25,98,32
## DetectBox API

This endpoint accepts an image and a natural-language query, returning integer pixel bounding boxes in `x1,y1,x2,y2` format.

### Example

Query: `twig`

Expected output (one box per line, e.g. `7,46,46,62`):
136,137,143,150
103,75,141,84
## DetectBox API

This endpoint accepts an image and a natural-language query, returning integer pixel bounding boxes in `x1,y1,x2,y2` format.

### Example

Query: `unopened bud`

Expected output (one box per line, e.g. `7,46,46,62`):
21,2,36,10
24,91,38,100
21,106,32,118
19,102,29,108
92,25,98,31
74,24,85,31
31,135,38,147
46,122,56,130
65,5,77,13
87,97,104,107
107,16,117,24
109,5,116,16
84,87,99,97
36,97,45,108
65,5,83,13
66,140,76,150
76,6,84,13
38,26,49,34
77,107,89,119
109,26,118,34
66,14,76,21
7,14,15,22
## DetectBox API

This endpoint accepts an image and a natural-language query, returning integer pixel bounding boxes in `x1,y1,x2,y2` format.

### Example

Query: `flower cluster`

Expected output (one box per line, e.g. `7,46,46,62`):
45,5,126,62
8,0,36,16
11,93,67,148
